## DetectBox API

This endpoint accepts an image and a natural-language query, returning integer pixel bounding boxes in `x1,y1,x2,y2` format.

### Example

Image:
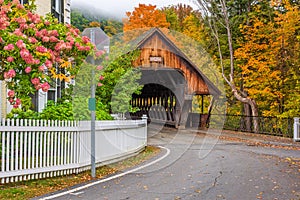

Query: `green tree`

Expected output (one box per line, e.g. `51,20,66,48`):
96,48,142,112
71,9,90,31
71,8,123,36
110,68,142,117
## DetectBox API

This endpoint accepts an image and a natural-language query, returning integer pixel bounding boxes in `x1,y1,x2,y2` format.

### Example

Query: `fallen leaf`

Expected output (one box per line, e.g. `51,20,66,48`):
143,185,148,190
195,189,201,193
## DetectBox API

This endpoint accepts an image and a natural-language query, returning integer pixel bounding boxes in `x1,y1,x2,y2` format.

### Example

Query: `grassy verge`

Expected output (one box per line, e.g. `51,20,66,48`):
0,146,160,200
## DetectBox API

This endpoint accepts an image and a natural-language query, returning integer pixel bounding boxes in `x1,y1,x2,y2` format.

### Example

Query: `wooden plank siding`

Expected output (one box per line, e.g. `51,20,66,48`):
132,33,210,96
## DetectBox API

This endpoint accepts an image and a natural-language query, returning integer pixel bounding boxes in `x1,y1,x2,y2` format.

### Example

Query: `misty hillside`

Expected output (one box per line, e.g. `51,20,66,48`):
71,5,123,36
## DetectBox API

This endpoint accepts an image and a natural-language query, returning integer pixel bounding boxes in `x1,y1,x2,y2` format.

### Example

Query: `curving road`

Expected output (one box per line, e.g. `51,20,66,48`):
38,128,300,200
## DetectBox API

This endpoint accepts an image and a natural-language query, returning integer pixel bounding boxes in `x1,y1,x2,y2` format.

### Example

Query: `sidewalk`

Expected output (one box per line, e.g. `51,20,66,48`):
210,129,300,150
148,125,300,150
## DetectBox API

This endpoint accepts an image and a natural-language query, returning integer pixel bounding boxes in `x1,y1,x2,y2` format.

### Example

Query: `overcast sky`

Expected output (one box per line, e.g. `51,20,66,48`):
71,0,199,20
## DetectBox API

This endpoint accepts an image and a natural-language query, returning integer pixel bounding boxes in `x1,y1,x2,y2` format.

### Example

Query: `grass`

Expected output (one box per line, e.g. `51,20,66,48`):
0,146,160,200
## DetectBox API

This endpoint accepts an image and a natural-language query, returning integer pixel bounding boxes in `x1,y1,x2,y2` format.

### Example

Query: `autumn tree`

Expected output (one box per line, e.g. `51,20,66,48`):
161,4,209,46
123,4,170,31
196,0,261,132
235,0,300,117
89,21,101,27
161,4,193,32
101,20,123,37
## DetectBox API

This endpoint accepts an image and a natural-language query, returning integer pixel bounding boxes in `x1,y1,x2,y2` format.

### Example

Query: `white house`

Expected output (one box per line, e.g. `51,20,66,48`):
0,0,71,118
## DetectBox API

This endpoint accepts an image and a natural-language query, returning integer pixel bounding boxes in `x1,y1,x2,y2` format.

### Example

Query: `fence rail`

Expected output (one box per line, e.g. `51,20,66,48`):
0,119,147,184
217,115,294,138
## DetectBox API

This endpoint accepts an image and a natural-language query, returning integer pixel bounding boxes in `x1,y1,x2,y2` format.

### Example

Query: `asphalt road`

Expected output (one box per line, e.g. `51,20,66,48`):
39,128,300,200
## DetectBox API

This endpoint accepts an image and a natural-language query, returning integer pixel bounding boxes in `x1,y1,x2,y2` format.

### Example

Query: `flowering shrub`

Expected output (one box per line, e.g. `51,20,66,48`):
0,0,93,110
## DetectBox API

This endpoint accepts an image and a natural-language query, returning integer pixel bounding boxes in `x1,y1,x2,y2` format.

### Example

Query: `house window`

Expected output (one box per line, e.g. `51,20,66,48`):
19,0,28,4
47,89,56,102
51,0,64,23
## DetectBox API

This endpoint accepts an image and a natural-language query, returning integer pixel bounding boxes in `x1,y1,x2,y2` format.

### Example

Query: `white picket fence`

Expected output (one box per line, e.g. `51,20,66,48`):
0,119,147,184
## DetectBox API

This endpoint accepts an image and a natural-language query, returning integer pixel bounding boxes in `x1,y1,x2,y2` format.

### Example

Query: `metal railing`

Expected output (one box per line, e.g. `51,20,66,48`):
218,115,294,138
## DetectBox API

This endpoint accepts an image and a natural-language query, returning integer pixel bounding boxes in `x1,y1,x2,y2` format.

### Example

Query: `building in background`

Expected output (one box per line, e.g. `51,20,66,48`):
0,0,71,118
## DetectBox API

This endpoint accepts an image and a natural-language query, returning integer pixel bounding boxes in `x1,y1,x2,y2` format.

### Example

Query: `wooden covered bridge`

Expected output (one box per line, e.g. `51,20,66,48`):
127,28,221,129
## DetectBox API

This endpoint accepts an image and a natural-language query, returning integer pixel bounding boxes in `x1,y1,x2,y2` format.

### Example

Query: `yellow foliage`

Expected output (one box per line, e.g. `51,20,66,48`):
35,51,51,59
235,1,300,116
59,60,72,68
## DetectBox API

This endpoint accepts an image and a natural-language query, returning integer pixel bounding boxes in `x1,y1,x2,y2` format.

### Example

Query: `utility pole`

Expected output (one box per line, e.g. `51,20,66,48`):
90,29,96,178
82,27,109,178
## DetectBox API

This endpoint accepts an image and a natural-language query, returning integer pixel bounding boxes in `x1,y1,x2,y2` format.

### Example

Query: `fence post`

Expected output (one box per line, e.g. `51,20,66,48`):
142,115,148,145
294,118,300,142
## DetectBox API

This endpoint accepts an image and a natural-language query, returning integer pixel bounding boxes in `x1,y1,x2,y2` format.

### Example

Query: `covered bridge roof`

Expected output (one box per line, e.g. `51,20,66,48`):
130,28,221,96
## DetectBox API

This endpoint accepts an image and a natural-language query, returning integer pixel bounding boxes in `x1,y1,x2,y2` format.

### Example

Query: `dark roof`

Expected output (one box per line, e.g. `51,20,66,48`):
82,27,110,50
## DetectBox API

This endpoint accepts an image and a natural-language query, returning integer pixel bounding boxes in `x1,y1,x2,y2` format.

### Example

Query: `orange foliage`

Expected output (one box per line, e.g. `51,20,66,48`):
123,4,170,32
235,0,300,116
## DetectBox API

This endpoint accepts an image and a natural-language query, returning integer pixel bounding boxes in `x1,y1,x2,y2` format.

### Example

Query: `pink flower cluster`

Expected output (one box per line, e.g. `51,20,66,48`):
38,65,46,72
31,77,40,85
0,0,93,109
7,90,21,108
36,29,59,44
96,50,105,57
9,98,21,108
36,46,47,53
13,28,25,37
97,74,105,87
20,48,36,64
28,37,38,44
40,82,50,92
75,42,91,51
45,60,53,68
15,17,26,24
49,36,58,43
31,78,50,92
82,36,90,44
8,90,15,98
96,65,103,70
4,44,14,51
27,11,41,24
0,7,10,30
16,40,26,48
25,67,31,73
4,69,16,79
7,56,14,62
66,24,80,37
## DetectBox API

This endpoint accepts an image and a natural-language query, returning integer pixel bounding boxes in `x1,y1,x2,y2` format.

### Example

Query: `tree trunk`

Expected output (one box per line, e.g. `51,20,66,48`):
231,87,259,133
243,103,252,132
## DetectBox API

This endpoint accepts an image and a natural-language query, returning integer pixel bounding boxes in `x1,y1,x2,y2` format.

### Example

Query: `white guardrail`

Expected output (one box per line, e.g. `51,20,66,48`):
0,119,147,184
